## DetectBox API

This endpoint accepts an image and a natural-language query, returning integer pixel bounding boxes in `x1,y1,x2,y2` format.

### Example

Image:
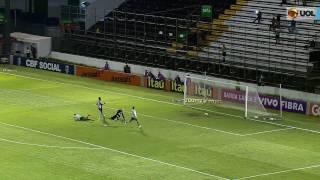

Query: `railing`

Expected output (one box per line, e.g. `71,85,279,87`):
59,9,318,90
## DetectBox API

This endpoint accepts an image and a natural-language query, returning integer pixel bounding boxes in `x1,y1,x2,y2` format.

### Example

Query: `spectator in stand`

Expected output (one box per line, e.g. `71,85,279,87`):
96,27,100,33
305,40,316,49
221,44,226,63
258,74,264,86
25,47,31,58
157,72,165,81
275,30,280,44
175,75,181,83
150,72,156,79
310,40,316,48
280,0,287,6
288,19,296,33
31,45,37,58
270,17,277,31
124,63,131,73
302,0,306,6
276,14,281,29
253,10,262,24
104,61,109,70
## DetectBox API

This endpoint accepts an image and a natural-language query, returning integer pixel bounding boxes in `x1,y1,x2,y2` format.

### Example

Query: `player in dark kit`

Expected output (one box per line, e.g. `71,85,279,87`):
110,109,126,122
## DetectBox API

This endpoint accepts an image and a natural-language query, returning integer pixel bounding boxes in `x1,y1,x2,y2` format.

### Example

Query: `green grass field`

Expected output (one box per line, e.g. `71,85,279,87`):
1,65,320,180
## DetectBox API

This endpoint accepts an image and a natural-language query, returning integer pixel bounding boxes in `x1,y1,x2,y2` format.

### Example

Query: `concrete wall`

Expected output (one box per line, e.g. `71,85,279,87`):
0,0,28,12
50,51,320,103
85,0,126,30
48,0,68,18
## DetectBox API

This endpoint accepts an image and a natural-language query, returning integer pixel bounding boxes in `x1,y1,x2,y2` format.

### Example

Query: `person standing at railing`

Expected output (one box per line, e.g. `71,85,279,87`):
25,47,31,58
280,0,287,6
253,10,262,24
288,19,296,33
221,44,226,63
270,17,277,31
275,31,280,44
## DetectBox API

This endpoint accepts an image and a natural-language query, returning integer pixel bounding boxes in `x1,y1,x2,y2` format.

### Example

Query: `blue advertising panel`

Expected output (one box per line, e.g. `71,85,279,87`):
12,56,75,75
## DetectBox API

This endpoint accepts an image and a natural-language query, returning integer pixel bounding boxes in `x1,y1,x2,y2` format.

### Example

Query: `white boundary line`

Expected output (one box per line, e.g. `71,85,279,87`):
0,137,103,150
141,113,243,136
2,71,320,136
237,163,320,179
105,106,243,136
0,121,228,180
240,127,294,137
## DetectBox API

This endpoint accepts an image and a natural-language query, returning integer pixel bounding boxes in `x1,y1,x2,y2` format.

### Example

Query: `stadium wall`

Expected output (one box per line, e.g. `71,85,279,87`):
45,52,320,117
50,52,319,98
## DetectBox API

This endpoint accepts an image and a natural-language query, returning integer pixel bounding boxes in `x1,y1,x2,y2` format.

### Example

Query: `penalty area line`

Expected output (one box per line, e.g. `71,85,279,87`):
0,121,228,180
2,72,320,136
0,137,103,150
105,106,242,136
237,163,320,179
240,127,294,137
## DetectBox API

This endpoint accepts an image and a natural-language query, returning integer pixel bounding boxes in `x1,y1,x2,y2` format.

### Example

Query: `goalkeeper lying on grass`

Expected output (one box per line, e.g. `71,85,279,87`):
110,109,126,122
73,114,91,121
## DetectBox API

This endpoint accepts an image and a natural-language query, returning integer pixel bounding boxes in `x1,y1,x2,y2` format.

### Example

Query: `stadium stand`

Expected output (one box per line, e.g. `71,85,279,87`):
60,0,320,91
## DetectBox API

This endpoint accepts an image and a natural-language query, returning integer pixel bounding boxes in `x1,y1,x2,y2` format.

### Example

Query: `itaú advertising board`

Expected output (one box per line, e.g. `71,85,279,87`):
309,103,320,117
12,56,75,75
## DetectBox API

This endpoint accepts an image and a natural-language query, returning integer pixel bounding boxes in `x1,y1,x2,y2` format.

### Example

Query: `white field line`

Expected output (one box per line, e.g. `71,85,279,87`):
237,163,320,179
23,86,59,91
0,121,228,180
0,137,103,150
141,113,243,136
1,71,320,136
105,106,243,136
0,88,75,104
240,127,294,137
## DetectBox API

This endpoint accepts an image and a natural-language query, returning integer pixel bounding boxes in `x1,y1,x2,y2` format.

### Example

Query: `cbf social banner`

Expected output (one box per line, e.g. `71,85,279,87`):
222,89,307,114
13,56,75,75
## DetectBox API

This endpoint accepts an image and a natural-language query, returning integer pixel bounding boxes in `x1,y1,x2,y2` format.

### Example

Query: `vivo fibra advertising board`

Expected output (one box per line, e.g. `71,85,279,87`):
13,56,75,75
222,89,307,114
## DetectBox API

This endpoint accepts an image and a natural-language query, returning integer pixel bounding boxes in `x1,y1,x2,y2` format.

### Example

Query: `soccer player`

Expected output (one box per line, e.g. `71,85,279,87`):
73,113,91,121
129,106,141,128
96,97,107,126
110,109,126,122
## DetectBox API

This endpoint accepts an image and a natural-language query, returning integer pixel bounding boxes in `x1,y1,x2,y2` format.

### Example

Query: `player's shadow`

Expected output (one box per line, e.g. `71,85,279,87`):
128,127,147,137
139,128,147,137
74,119,95,123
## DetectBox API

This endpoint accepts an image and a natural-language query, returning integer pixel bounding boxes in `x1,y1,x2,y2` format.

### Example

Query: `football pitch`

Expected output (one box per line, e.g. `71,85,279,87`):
1,65,320,180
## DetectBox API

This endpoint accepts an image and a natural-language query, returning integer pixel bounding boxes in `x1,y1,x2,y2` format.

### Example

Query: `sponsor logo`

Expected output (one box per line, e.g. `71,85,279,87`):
310,103,320,116
288,8,298,19
39,61,61,72
286,7,319,21
81,71,100,77
112,76,132,83
25,59,62,72
148,76,165,89
13,56,75,75
185,98,222,104
221,89,307,114
171,80,184,93
194,84,212,98
26,59,38,68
